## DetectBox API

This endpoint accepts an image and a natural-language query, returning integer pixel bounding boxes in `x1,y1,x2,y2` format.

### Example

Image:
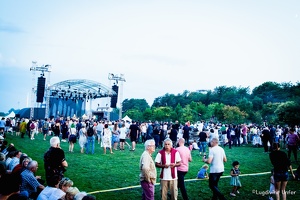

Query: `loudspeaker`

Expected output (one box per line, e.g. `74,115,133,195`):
110,85,119,108
36,77,46,102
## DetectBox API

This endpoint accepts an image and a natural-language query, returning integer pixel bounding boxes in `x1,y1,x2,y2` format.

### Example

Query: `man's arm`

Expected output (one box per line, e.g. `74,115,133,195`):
203,156,213,164
62,160,68,168
155,162,169,168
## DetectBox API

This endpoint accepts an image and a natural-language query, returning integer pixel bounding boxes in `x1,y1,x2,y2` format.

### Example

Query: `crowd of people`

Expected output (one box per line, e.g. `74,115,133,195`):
1,116,300,200
0,132,96,199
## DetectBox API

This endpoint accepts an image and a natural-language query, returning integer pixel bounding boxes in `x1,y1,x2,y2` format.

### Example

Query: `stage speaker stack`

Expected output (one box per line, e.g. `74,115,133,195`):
36,76,46,102
110,85,119,108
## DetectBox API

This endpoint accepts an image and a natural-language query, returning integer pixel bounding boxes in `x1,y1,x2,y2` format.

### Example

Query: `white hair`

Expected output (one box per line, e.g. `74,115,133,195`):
144,139,155,150
50,136,60,147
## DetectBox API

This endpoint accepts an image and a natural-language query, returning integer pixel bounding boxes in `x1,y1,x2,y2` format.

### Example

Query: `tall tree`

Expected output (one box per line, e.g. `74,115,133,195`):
275,101,300,126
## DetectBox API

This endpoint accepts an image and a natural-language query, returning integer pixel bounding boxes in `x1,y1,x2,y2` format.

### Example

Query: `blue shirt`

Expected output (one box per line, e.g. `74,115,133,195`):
20,169,41,196
197,167,207,179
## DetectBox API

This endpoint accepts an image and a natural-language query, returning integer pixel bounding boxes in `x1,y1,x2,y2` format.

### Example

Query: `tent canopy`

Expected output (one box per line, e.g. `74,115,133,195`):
122,115,132,122
5,111,15,118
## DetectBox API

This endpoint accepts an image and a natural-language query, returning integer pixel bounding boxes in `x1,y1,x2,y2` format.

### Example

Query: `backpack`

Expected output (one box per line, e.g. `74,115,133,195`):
43,121,49,130
87,125,94,137
30,123,35,130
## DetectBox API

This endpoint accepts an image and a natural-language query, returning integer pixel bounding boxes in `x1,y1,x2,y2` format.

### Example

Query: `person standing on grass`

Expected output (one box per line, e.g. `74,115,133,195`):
42,118,50,141
96,121,104,145
78,123,87,153
155,138,181,200
68,123,77,153
129,121,140,151
261,126,271,153
44,137,68,185
139,139,157,200
176,138,192,200
286,127,299,162
269,143,295,200
112,122,120,151
102,124,113,154
229,161,242,197
203,137,227,200
20,119,27,138
119,123,127,151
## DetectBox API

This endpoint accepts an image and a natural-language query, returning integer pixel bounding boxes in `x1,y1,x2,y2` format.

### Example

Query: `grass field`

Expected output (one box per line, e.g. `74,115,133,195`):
5,133,300,200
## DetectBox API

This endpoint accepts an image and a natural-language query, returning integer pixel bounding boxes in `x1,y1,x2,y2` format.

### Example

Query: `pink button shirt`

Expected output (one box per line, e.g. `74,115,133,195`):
176,146,192,172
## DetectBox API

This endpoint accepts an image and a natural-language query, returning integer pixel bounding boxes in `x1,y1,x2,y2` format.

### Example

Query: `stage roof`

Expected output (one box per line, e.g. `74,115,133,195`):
49,79,116,100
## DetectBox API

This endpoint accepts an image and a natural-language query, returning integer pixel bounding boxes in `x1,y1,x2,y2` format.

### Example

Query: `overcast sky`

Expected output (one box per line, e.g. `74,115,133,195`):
0,0,299,113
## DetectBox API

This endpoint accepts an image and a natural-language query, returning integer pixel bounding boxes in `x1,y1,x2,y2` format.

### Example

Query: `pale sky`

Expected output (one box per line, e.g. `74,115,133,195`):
0,0,299,113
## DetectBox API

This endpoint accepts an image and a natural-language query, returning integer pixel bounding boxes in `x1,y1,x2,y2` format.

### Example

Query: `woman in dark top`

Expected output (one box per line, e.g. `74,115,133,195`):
269,143,295,200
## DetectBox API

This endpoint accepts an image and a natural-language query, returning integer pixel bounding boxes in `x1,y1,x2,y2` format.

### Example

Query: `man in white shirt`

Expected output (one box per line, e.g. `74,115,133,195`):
203,137,227,200
155,138,181,200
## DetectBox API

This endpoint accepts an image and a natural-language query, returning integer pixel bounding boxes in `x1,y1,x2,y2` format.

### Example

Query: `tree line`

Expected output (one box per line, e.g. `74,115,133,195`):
119,81,300,126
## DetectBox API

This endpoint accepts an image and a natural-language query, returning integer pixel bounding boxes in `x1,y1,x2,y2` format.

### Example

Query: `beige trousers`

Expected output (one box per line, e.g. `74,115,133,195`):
160,179,178,200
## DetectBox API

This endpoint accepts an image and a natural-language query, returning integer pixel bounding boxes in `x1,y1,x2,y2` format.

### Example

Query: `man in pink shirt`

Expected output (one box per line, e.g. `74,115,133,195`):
176,138,192,200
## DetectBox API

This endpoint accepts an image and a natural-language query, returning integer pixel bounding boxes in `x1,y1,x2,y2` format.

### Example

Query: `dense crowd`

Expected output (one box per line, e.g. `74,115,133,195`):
1,116,300,200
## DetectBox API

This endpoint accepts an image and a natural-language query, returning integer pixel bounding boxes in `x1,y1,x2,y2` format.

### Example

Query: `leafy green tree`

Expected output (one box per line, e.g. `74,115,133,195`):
122,99,149,112
204,103,225,123
152,107,172,122
237,98,253,114
251,96,263,111
123,109,143,121
223,105,248,124
249,111,263,124
173,104,184,122
275,101,300,126
143,108,153,121
252,82,283,103
261,102,280,125
181,105,194,123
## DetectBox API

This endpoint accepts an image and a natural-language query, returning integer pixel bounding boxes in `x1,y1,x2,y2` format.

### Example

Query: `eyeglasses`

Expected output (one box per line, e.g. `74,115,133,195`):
164,143,171,146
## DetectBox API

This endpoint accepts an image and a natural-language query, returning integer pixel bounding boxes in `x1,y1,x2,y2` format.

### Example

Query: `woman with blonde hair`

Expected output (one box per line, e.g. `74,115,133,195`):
112,122,120,150
65,187,80,200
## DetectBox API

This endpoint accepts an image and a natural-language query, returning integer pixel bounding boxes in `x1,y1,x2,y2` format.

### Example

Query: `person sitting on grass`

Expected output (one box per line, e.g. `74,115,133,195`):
64,186,80,200
197,164,209,179
20,160,45,199
48,177,73,200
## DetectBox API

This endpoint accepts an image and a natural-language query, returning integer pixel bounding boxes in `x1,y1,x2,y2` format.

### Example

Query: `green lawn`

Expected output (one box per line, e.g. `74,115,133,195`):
5,133,300,200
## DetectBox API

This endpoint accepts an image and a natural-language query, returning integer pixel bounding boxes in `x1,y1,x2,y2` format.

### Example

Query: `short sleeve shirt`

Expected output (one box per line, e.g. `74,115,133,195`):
209,145,226,173
155,151,181,180
20,169,41,195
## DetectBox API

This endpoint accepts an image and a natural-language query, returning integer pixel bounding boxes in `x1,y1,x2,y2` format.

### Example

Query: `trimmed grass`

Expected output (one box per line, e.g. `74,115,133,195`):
5,133,300,200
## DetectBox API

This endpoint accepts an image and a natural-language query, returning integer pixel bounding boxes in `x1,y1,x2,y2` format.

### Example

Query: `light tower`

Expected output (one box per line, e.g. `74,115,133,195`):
29,61,51,119
108,73,126,120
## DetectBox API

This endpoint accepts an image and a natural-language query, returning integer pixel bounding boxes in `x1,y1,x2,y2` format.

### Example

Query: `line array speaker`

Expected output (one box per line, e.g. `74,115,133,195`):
36,77,46,102
110,85,119,108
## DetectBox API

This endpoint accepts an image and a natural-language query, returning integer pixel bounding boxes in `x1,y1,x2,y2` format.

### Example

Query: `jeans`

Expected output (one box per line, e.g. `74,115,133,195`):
209,172,226,200
198,141,207,154
177,171,189,200
233,135,240,147
153,135,160,148
141,180,155,200
288,145,298,161
86,136,95,154
242,134,247,144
